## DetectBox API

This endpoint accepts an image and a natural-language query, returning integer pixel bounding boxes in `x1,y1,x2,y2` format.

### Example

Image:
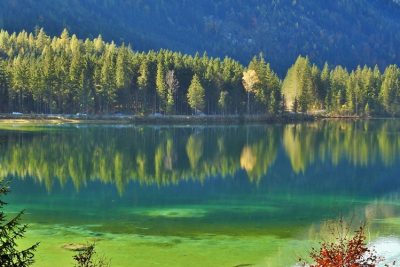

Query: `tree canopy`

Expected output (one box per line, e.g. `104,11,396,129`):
0,29,399,116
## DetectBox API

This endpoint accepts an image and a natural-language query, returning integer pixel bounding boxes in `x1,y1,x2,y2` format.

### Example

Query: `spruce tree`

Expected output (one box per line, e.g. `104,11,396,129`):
187,74,205,114
0,181,39,267
0,60,10,112
281,94,287,113
380,65,400,116
320,62,330,108
292,97,299,113
137,60,150,114
156,62,167,113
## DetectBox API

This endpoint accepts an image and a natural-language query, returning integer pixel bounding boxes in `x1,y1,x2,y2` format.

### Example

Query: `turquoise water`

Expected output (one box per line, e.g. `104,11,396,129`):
1,120,400,266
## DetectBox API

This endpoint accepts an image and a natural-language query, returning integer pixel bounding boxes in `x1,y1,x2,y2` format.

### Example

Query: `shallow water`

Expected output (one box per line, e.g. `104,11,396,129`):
1,120,400,266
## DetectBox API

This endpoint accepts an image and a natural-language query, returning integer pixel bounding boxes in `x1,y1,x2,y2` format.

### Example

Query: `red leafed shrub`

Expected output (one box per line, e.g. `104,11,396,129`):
300,220,392,267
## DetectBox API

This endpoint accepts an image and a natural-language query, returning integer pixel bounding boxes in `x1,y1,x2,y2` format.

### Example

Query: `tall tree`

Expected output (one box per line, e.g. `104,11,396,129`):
100,43,117,112
282,56,315,112
187,74,205,114
137,59,150,114
320,62,330,109
165,70,179,114
42,46,57,113
156,61,167,113
380,65,400,116
0,60,10,112
10,54,29,112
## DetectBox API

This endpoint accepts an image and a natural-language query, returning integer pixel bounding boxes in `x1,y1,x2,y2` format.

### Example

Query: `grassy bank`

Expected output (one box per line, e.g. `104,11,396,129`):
0,113,315,125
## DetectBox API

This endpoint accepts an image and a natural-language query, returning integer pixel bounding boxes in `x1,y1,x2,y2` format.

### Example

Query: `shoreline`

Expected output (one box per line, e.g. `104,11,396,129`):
0,113,397,125
0,113,316,125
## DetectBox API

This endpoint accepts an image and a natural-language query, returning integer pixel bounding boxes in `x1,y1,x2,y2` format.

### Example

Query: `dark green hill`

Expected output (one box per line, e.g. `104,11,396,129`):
1,0,400,72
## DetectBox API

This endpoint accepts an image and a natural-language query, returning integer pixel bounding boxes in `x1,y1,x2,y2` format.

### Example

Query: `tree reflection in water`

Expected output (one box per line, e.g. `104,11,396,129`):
0,120,399,195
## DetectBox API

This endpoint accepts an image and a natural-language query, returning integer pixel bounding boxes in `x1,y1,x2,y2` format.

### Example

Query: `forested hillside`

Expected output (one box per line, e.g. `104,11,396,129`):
1,0,400,72
0,29,400,116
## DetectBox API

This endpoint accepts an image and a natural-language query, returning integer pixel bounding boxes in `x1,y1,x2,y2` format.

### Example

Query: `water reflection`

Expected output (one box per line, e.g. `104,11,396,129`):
0,120,399,194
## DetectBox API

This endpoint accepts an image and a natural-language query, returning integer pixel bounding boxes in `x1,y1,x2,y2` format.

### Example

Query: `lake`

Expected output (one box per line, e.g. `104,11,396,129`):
1,119,400,266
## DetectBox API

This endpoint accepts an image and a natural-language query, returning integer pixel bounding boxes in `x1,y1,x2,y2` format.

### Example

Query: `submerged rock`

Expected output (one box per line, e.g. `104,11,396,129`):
62,243,90,252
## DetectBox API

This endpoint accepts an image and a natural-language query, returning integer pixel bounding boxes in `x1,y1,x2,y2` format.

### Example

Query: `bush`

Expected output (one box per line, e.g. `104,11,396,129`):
73,243,110,267
300,219,388,267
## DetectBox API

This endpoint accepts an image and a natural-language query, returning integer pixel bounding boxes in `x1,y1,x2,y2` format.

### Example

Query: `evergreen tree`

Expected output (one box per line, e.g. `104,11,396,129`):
380,65,400,116
11,54,29,112
292,97,299,113
328,66,348,112
100,43,117,112
0,60,10,112
371,65,382,113
320,62,330,108
0,181,39,267
80,55,96,113
282,56,314,112
115,45,132,111
137,59,150,114
187,74,205,114
281,94,287,113
42,46,57,113
156,61,167,113
69,41,83,112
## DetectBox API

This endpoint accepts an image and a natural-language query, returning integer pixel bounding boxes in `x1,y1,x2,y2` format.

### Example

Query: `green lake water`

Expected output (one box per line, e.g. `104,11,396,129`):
1,120,400,266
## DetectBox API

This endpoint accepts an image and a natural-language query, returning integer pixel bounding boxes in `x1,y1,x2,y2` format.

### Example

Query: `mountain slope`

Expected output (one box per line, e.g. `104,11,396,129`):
1,0,400,72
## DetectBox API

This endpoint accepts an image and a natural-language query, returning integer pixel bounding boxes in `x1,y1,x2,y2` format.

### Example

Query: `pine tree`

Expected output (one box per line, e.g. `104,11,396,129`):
42,46,57,113
329,66,349,112
0,181,39,267
380,65,400,116
80,55,96,114
98,43,117,112
11,54,29,112
69,42,83,112
281,94,287,113
371,65,382,113
59,28,70,51
187,74,205,114
320,62,330,108
156,62,167,113
115,45,129,89
292,97,299,113
0,60,10,112
115,45,133,111
137,60,150,114
282,56,314,112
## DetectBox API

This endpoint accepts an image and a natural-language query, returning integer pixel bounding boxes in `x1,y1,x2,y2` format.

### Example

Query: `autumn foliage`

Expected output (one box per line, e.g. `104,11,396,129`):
301,220,387,267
